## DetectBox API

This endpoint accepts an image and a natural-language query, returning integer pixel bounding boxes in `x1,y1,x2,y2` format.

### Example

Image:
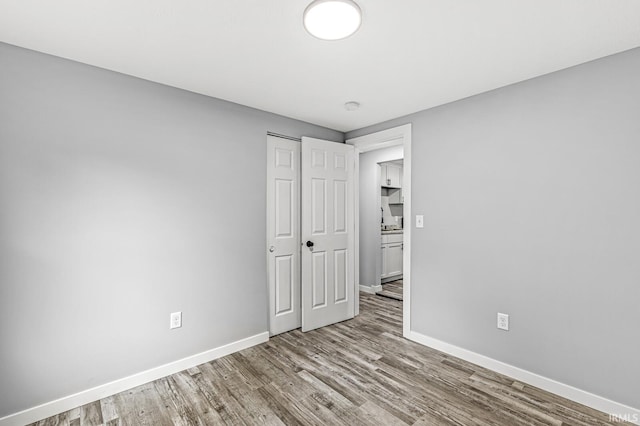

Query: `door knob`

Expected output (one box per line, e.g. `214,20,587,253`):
269,246,275,253
306,241,314,248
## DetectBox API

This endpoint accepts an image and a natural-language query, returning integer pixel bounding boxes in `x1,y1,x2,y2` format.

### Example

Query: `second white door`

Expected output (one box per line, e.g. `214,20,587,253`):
266,136,301,335
301,137,355,332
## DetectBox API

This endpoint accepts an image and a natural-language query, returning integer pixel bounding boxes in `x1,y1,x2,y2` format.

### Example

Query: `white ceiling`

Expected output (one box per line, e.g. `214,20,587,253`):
1,1,640,132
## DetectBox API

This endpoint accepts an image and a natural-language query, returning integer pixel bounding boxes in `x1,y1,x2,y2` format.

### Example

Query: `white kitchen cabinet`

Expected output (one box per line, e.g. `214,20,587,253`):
388,187,403,204
380,163,402,188
381,245,387,280
381,233,403,280
385,242,403,277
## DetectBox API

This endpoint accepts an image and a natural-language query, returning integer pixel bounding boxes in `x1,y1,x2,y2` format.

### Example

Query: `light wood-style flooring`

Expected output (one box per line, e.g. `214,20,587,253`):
376,279,403,301
30,293,626,425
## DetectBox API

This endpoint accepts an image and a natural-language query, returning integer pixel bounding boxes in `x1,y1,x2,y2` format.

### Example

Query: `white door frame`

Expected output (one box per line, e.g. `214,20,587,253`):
346,124,412,337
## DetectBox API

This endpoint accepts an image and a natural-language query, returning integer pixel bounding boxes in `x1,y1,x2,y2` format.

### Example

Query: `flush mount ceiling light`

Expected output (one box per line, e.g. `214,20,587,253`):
303,0,362,41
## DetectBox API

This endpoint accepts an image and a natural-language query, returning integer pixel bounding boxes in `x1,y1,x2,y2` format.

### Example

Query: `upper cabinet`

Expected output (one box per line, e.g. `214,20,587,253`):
381,163,402,188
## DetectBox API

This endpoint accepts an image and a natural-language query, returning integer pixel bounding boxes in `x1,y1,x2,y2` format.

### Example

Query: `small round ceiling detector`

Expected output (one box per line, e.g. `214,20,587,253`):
344,101,361,111
304,0,362,41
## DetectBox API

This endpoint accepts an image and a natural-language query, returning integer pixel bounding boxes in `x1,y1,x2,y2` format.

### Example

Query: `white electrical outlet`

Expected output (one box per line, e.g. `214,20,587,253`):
170,312,182,329
497,313,509,331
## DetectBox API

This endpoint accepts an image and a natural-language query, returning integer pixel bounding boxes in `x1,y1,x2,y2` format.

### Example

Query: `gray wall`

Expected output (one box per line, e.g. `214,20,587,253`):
0,42,342,417
347,47,640,409
359,146,403,288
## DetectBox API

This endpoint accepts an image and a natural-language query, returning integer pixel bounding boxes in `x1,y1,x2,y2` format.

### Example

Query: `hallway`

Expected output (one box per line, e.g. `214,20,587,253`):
376,279,403,301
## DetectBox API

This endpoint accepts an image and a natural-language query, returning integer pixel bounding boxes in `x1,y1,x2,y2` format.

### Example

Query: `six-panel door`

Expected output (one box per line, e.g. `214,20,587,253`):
301,137,355,332
266,136,301,336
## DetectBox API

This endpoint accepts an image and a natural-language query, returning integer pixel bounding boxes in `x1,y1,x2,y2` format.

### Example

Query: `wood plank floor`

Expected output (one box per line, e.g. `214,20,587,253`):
376,279,403,301
31,293,627,425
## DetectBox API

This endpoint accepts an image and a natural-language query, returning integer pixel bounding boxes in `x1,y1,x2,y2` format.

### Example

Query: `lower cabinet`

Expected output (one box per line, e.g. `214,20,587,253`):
385,242,403,277
381,233,403,280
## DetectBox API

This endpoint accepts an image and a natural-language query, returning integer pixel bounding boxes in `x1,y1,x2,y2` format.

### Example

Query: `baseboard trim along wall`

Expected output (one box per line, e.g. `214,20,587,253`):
407,331,640,425
0,332,270,426
359,284,382,294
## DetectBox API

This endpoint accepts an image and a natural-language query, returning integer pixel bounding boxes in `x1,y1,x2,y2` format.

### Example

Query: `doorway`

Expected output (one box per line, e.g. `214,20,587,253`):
346,124,412,337
378,158,404,301
266,124,411,338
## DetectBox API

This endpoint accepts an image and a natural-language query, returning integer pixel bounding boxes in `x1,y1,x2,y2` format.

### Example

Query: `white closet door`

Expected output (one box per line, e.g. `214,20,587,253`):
266,136,301,335
300,137,355,332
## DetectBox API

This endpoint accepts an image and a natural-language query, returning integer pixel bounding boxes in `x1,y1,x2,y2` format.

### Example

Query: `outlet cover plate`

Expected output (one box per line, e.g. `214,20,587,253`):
170,311,182,329
497,313,509,331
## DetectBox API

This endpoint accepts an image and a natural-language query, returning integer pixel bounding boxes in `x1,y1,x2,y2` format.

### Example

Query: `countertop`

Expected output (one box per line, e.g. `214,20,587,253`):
381,229,403,234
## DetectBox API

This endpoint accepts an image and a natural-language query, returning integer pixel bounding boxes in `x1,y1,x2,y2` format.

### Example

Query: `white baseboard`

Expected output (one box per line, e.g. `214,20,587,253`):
406,331,640,425
381,274,402,284
359,284,382,294
0,332,269,426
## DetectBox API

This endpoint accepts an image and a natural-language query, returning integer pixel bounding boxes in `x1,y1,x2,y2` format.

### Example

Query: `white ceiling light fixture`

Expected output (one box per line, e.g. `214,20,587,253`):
303,0,362,41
